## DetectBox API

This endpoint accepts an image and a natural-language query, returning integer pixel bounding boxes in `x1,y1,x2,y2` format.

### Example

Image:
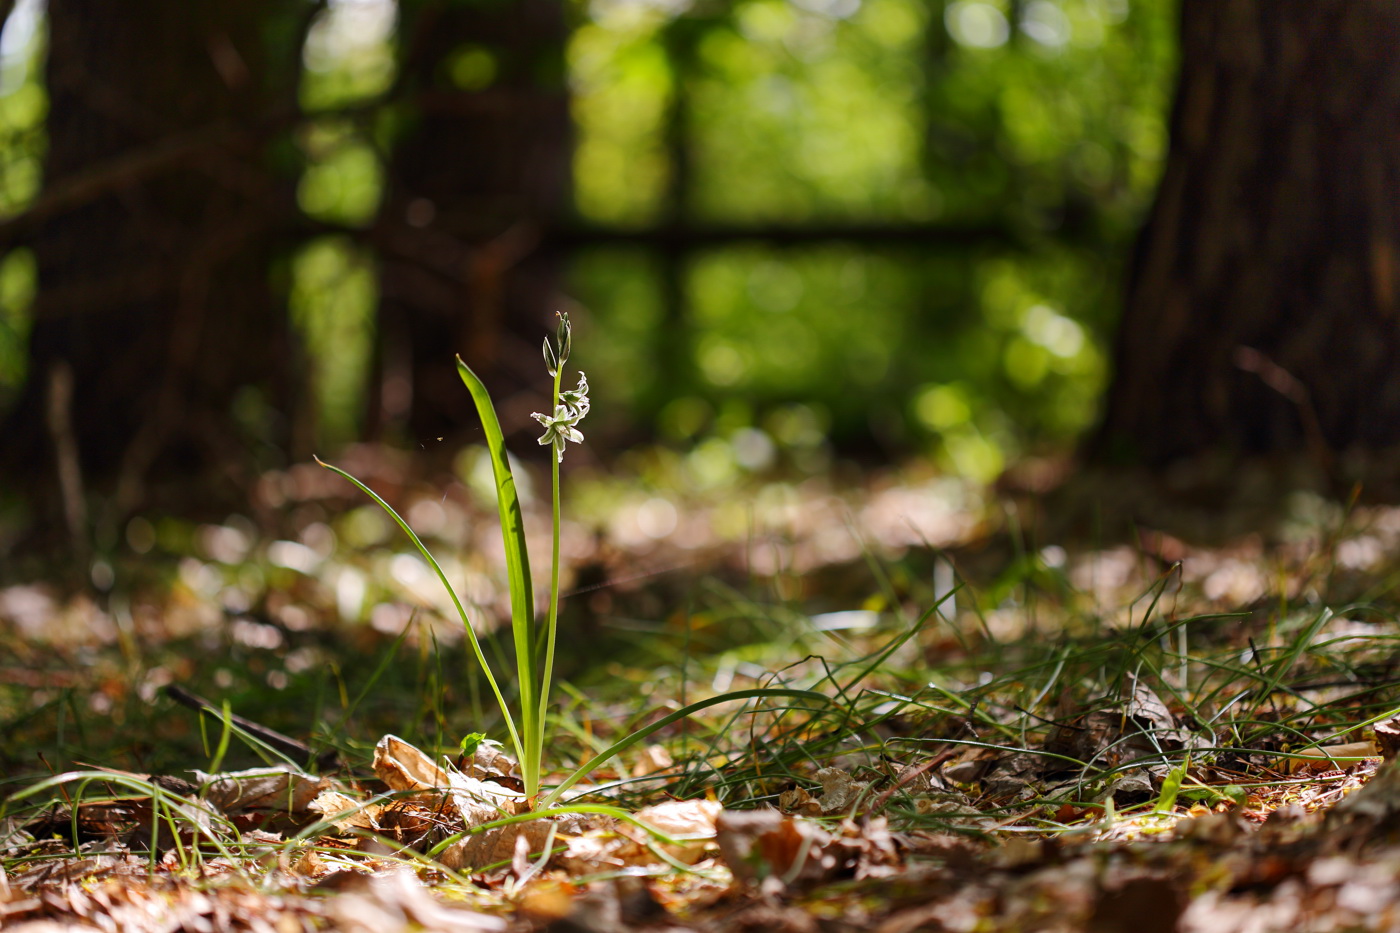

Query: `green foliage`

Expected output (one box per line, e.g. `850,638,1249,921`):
0,0,1180,471
297,122,384,225
290,238,377,445
301,1,397,111
688,0,933,222
568,0,1177,468
570,12,674,225
457,731,489,758
0,3,45,400
1153,755,1187,813
0,247,35,400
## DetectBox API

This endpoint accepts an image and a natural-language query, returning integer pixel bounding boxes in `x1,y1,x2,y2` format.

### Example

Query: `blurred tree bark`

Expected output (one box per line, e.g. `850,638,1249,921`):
0,0,307,543
1095,1,1400,468
369,0,570,447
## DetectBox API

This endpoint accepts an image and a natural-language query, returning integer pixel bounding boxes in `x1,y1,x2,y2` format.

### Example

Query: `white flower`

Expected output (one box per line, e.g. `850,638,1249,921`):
559,372,590,418
532,372,589,463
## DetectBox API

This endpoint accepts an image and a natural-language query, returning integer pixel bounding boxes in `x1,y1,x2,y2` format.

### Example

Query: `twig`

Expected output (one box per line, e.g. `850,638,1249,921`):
1233,345,1333,475
45,361,88,565
869,748,958,816
163,684,341,772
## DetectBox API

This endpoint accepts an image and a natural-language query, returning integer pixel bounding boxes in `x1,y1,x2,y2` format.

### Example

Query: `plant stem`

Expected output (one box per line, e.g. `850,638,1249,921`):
531,365,566,803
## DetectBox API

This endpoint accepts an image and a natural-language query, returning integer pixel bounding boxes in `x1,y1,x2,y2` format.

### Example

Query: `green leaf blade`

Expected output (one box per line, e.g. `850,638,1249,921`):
457,356,542,796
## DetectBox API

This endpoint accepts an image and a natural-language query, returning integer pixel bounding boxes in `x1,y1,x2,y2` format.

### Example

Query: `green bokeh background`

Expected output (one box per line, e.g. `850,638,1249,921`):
0,0,1177,482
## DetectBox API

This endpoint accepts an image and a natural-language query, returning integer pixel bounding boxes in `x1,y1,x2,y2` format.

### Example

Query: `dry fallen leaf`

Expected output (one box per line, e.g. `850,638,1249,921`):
194,764,328,819
715,808,832,888
309,790,382,833
778,769,869,817
323,870,507,933
1286,742,1379,774
370,734,542,870
373,735,452,794
779,786,821,816
813,767,869,815
631,744,674,778
557,799,717,873
1375,718,1400,760
630,799,720,864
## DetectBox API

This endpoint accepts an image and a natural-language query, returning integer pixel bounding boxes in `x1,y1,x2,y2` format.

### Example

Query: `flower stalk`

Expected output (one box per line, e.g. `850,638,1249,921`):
528,313,587,798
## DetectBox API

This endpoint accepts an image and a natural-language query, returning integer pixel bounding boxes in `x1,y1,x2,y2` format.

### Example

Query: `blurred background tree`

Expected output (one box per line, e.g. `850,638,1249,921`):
368,0,570,445
1096,0,1400,469
0,0,1177,554
0,0,310,545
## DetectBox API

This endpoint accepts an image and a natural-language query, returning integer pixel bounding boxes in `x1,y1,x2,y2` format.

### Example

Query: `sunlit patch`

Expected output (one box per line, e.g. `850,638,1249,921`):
268,541,322,575
945,0,1010,49
197,523,253,565
1201,559,1266,605
231,618,284,651
1336,536,1383,571
636,496,679,539
1020,0,1071,48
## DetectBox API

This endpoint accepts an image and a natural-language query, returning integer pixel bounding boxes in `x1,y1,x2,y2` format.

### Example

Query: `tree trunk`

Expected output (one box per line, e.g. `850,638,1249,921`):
369,0,570,447
0,0,305,536
1094,1,1400,467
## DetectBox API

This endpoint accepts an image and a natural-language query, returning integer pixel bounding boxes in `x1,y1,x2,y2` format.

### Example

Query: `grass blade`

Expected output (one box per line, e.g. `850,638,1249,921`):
541,687,831,808
315,456,523,763
457,356,543,797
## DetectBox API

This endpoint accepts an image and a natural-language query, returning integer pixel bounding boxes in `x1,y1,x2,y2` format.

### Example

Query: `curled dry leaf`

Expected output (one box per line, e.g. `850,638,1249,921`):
779,786,821,817
890,758,950,796
981,751,1046,801
372,734,541,870
1375,718,1400,760
374,735,452,794
716,809,898,890
1125,676,1178,735
814,767,869,814
0,815,28,851
558,832,625,874
438,770,543,870
372,734,526,820
632,799,720,863
913,792,983,822
1102,769,1156,806
438,817,560,872
943,747,999,784
459,739,520,787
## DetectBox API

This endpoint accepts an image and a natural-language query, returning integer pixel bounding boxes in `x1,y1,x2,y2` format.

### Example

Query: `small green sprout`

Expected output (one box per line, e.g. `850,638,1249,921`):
458,732,489,759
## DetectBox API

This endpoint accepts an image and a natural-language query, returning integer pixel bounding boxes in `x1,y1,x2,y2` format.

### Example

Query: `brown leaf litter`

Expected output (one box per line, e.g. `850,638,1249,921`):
8,733,1400,931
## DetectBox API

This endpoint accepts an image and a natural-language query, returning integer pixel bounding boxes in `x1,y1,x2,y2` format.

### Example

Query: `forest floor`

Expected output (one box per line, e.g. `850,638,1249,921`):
4,446,1400,932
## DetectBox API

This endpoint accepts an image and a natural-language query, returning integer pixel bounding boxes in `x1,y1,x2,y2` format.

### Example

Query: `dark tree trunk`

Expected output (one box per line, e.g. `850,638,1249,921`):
369,0,570,447
0,0,305,540
1094,1,1400,467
